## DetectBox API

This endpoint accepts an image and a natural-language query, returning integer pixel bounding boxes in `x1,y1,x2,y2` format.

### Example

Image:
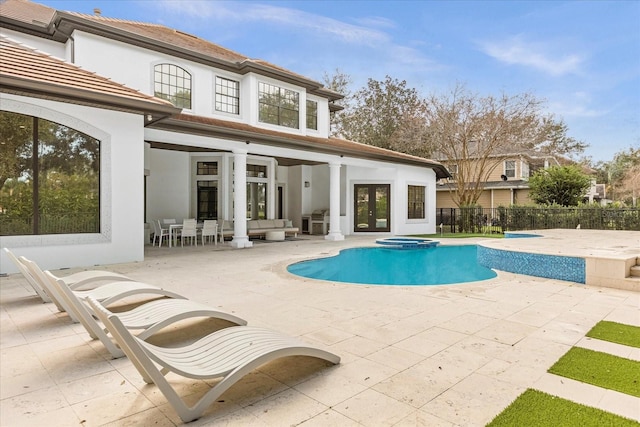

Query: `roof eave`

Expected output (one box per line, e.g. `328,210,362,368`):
151,117,450,178
0,75,181,119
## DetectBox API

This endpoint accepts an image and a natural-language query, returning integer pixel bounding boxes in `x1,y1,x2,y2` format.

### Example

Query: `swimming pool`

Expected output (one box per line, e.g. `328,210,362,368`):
287,245,497,285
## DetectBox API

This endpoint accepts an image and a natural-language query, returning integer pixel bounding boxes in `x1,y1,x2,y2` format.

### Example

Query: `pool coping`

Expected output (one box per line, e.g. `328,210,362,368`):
476,229,640,291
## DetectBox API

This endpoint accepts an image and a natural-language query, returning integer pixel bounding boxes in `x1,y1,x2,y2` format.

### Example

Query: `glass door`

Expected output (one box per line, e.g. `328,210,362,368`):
354,184,390,232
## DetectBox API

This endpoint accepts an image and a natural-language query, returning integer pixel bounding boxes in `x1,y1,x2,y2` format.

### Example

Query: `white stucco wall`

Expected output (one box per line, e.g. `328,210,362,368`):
1,95,145,274
146,149,191,222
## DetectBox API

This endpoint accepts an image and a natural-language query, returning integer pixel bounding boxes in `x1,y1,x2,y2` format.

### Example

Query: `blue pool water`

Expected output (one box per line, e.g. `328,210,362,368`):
287,245,497,285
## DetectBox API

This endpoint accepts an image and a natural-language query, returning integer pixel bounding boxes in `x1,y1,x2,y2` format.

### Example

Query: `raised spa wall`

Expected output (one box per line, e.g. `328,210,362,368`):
477,245,639,292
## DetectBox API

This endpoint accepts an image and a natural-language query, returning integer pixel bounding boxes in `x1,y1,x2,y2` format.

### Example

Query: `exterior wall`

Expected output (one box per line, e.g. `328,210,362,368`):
0,28,66,59
445,157,531,182
492,189,513,207
475,191,492,208
514,189,532,205
72,31,329,138
0,94,144,274
146,149,191,222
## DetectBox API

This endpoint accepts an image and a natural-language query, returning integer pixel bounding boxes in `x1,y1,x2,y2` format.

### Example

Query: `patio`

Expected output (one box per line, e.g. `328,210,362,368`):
1,231,639,426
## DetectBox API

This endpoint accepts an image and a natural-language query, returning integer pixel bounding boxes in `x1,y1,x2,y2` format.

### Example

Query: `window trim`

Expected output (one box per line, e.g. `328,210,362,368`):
407,184,426,220
1,98,111,248
214,75,240,115
153,63,193,110
257,81,300,129
504,160,516,178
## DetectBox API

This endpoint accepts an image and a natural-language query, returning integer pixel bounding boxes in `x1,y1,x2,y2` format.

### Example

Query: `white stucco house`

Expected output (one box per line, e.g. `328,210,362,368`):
0,0,449,274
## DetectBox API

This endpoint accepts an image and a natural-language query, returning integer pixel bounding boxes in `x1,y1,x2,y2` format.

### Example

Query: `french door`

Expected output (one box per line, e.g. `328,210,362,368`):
354,184,390,232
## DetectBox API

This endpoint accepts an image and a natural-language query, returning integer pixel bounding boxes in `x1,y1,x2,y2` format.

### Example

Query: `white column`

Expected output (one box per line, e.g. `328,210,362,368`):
325,161,344,241
230,149,252,248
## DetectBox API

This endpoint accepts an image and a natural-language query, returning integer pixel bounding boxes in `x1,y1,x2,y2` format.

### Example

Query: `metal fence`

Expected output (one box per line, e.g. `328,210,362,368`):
0,213,99,236
436,207,640,234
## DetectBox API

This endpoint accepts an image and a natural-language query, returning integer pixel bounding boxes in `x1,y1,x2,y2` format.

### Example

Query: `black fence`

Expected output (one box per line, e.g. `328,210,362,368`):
0,213,99,236
436,207,640,234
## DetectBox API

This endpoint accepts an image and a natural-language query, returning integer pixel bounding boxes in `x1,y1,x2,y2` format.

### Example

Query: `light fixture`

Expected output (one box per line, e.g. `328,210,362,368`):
146,114,153,122
304,181,310,188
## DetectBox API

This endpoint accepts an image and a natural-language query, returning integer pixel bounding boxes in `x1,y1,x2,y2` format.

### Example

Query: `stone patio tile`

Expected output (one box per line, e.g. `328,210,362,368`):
437,312,499,335
372,359,460,408
243,388,328,426
392,334,449,358
367,345,426,371
99,407,175,427
302,326,355,346
576,337,640,361
475,319,538,345
0,386,78,426
331,335,387,357
420,373,524,426
334,388,415,426
298,409,360,426
294,371,368,407
394,410,455,426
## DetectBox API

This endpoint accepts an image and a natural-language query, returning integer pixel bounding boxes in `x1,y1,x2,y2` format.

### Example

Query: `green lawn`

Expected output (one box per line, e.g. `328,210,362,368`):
548,347,640,397
586,321,640,348
486,389,639,427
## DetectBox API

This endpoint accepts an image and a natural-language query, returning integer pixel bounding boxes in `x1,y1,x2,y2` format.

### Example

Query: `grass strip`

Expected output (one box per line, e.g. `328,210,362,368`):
486,389,639,427
586,321,640,348
548,347,640,397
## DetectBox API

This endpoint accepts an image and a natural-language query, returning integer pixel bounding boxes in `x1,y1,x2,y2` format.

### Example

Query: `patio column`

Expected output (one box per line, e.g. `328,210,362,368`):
230,149,253,248
325,161,344,241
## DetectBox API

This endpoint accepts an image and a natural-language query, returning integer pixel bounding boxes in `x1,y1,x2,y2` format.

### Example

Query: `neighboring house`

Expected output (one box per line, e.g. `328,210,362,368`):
435,153,561,209
0,0,449,274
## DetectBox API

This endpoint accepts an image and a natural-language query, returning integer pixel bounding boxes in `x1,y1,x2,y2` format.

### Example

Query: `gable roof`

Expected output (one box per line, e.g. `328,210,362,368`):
0,0,343,103
0,35,180,118
0,0,449,178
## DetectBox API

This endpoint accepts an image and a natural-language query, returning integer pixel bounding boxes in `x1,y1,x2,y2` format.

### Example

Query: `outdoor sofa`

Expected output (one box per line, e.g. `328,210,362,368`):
219,219,299,241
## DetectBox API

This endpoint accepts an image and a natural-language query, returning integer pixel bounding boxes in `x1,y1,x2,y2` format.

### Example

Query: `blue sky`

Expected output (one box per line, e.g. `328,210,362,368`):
38,0,640,163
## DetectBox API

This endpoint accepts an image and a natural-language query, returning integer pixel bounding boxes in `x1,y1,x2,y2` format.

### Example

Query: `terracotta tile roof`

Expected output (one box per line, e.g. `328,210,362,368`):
0,0,55,28
0,35,179,115
156,114,450,178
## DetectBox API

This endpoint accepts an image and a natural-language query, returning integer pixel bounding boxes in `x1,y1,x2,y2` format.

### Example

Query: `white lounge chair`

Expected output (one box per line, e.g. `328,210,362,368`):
4,248,52,303
44,271,247,358
4,248,134,294
87,297,341,422
21,257,184,321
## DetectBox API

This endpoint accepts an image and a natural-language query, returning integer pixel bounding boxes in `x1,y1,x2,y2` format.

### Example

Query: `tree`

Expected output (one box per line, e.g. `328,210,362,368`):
322,69,352,137
528,165,592,206
336,75,429,151
416,83,587,206
596,147,640,205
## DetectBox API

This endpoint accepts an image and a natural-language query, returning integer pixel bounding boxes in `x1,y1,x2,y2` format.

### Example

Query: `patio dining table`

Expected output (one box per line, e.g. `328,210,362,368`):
168,221,203,247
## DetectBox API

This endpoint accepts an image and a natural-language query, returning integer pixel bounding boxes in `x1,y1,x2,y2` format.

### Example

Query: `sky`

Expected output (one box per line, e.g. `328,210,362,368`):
37,0,640,163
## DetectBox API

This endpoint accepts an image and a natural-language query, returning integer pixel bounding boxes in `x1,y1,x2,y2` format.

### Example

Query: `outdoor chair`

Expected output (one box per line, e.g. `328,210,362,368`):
87,296,340,422
181,218,198,247
4,248,134,303
152,220,170,247
21,256,184,322
200,220,218,245
44,271,247,358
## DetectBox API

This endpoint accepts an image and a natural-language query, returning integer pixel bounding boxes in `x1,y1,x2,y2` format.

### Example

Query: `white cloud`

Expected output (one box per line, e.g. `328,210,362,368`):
478,35,584,76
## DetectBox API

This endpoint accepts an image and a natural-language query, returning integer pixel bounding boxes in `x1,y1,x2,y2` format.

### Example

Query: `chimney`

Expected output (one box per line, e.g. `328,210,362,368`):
93,8,101,16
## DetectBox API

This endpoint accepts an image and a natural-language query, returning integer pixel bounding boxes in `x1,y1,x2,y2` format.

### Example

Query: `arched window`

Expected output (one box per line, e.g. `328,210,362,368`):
154,64,192,109
0,111,100,235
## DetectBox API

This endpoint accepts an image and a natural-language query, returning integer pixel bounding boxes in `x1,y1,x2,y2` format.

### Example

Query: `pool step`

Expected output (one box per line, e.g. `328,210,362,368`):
630,264,640,278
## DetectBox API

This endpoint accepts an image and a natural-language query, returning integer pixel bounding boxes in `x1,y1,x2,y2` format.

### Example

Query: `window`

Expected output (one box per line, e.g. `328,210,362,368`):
0,111,100,236
246,182,267,220
197,161,218,175
258,82,299,128
521,161,530,179
306,100,317,130
504,160,516,178
448,164,458,180
215,76,239,114
154,64,192,109
407,185,425,219
246,164,267,178
197,181,218,220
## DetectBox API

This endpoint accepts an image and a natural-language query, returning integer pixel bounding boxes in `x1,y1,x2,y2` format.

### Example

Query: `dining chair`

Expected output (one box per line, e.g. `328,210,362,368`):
181,219,198,247
153,220,170,247
201,220,218,245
